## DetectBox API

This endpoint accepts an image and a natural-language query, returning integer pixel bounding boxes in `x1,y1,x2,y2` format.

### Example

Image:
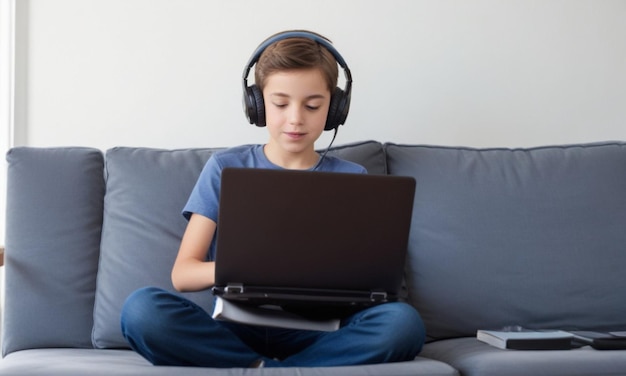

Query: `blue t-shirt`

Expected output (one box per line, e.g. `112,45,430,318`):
182,144,366,260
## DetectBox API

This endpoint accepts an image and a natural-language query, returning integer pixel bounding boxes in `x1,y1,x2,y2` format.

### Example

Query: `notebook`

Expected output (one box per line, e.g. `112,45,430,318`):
212,167,416,307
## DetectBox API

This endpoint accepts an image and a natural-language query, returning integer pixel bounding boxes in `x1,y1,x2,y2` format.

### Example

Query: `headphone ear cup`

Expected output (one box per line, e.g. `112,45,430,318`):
325,87,348,131
244,84,266,127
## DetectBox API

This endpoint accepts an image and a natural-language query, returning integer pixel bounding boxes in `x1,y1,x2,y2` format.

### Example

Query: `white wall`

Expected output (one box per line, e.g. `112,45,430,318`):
1,0,15,259
12,0,626,151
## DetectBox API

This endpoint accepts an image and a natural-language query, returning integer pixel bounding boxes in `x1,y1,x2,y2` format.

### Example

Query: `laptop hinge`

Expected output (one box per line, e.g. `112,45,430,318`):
370,291,387,302
225,283,244,294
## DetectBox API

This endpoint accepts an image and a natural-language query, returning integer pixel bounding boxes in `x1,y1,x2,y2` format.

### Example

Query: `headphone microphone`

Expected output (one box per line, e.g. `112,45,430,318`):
242,30,353,131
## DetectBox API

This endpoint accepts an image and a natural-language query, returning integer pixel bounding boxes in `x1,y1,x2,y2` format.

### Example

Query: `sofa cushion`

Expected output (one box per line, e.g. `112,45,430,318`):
385,142,626,341
0,349,459,376
323,140,387,174
93,147,220,348
422,337,626,376
3,147,104,356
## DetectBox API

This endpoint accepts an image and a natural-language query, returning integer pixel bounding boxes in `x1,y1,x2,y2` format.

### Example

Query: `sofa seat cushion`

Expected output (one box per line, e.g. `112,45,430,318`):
0,349,459,376
422,338,626,376
385,142,626,341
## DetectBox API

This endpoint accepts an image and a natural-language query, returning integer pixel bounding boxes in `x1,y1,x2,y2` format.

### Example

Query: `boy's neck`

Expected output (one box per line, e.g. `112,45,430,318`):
263,144,319,170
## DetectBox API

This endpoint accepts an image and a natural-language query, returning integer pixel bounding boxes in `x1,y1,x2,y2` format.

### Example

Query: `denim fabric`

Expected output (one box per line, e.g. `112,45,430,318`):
120,287,425,368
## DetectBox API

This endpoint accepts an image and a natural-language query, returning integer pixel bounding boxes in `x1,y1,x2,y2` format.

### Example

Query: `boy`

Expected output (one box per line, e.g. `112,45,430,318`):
120,30,425,368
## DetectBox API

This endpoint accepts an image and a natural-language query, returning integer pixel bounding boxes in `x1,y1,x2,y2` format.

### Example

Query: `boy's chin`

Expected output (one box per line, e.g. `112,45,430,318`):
281,142,315,155
269,139,314,155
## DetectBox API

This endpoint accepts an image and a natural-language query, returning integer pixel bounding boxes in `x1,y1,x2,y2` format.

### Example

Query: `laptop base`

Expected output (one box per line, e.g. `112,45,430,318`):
212,285,397,307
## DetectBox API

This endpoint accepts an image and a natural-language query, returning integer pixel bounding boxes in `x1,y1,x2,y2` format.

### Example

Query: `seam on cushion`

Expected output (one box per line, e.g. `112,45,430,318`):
383,141,626,153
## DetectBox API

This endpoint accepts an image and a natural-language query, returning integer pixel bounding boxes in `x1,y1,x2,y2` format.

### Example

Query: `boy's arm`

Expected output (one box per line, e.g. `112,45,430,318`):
171,213,217,292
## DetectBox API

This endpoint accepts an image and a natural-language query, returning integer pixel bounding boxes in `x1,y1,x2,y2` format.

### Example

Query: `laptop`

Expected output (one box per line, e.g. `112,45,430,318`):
212,167,416,307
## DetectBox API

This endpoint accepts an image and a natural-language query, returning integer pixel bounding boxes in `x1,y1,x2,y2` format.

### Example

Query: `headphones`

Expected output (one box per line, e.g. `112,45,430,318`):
242,31,353,131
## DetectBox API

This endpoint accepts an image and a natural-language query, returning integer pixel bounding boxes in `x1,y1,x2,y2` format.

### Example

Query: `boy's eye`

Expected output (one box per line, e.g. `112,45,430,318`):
270,101,321,110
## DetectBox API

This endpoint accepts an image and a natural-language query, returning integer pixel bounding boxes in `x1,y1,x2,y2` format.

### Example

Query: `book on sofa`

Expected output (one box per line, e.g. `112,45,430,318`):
569,331,626,350
477,328,573,350
212,297,340,332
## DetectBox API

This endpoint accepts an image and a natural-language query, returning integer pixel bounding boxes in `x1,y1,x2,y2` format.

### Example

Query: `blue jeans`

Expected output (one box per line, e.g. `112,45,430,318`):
120,287,425,368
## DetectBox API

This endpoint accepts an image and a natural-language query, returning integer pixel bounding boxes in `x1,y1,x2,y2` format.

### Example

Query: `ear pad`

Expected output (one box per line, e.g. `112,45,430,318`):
244,84,266,127
325,87,349,131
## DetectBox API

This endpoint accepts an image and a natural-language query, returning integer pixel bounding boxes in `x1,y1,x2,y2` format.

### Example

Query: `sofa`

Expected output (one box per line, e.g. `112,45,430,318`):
2,140,626,376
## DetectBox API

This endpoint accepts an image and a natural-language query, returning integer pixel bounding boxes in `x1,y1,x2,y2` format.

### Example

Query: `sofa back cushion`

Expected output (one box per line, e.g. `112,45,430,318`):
323,140,387,175
93,147,219,348
385,142,626,341
3,147,104,356
92,141,386,348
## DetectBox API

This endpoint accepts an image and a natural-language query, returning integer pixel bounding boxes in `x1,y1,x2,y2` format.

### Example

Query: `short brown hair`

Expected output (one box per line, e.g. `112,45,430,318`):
254,32,339,93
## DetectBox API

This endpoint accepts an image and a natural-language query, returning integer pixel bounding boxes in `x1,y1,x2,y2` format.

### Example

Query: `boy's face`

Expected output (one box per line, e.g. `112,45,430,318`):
262,68,330,157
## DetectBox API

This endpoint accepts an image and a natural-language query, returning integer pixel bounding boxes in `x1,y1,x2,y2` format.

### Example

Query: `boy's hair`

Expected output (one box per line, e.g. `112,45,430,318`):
254,31,339,93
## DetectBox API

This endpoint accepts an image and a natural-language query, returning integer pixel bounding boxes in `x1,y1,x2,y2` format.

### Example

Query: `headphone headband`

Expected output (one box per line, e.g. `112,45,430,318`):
242,30,352,130
243,31,351,79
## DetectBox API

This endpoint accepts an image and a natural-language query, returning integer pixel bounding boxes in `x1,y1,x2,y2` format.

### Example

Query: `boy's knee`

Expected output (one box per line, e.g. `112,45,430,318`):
389,302,423,324
345,302,426,362
122,287,164,316
121,287,170,337
393,303,425,336
373,302,426,354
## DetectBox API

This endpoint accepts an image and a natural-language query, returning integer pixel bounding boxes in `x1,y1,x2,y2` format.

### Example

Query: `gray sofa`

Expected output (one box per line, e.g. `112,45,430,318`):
2,140,626,376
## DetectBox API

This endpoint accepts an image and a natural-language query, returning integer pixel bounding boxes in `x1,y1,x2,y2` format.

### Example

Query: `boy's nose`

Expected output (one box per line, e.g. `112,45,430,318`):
288,106,304,125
